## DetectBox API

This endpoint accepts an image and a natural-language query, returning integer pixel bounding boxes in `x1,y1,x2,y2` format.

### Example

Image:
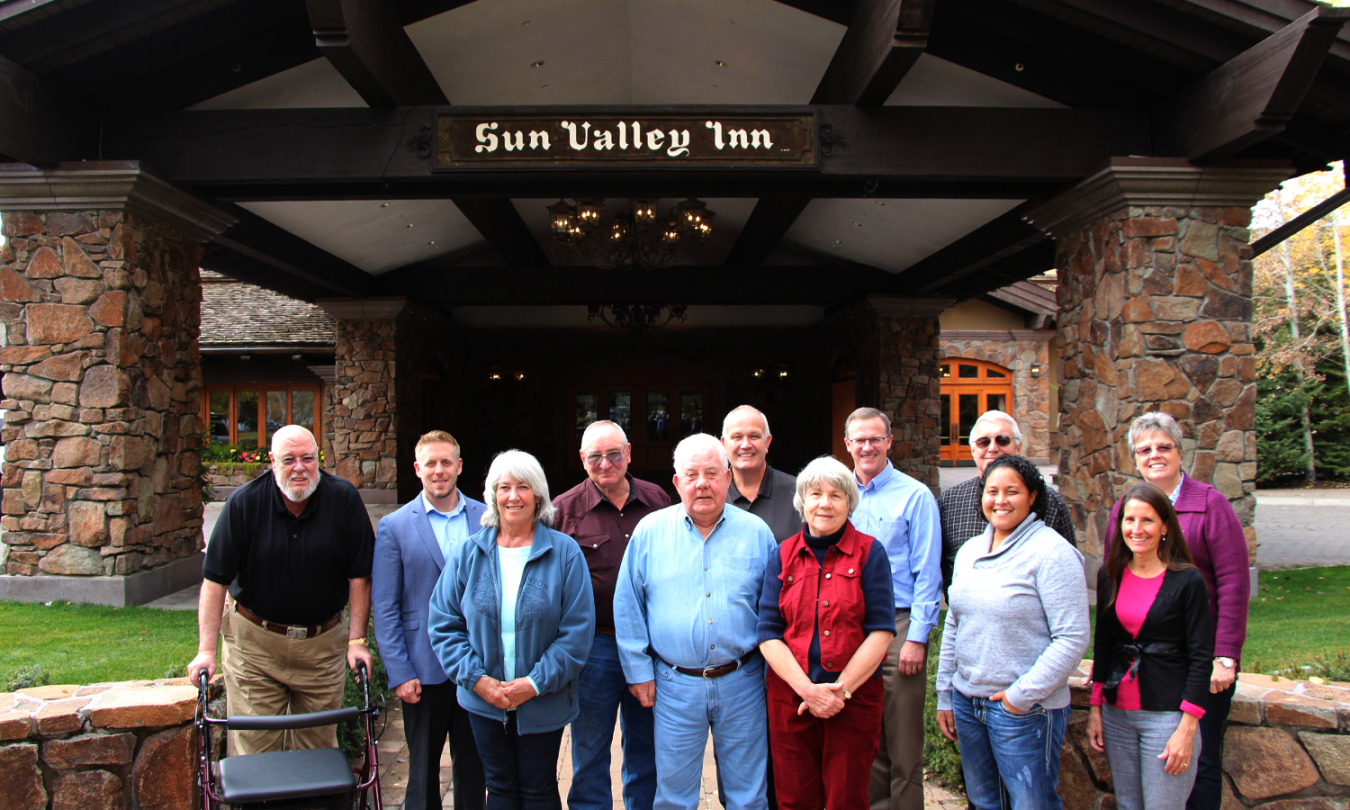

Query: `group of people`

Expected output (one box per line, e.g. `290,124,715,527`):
185,402,1248,810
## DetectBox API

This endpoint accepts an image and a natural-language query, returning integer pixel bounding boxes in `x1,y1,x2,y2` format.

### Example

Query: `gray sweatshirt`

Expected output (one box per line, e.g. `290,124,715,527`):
936,513,1089,711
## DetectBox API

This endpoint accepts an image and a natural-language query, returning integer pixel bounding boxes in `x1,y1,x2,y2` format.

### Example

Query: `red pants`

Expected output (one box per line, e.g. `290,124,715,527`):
766,668,884,810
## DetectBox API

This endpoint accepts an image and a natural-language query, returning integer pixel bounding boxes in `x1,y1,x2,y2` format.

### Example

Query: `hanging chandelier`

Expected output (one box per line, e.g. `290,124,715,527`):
545,198,715,269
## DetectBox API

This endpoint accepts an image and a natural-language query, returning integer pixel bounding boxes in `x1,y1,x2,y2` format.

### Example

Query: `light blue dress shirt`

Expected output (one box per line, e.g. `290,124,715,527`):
423,490,471,561
614,503,777,684
850,460,943,645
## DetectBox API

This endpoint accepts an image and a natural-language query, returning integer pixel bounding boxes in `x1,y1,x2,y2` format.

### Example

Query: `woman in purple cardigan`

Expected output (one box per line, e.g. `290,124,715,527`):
1107,412,1249,810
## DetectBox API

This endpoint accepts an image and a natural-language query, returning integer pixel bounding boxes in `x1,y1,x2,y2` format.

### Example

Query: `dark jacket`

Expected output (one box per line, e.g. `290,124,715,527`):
1091,565,1213,712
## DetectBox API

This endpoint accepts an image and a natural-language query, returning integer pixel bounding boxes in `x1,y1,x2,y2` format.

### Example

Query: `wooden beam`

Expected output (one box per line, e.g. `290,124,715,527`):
449,198,550,266
725,195,814,266
0,55,96,164
1154,6,1350,161
1252,167,1350,257
373,263,896,305
211,205,376,299
888,203,1049,294
810,0,935,106
0,0,206,67
97,106,1152,200
306,0,448,107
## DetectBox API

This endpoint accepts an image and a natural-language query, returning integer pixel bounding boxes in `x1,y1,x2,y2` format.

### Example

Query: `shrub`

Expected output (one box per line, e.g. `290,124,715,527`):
923,619,963,791
6,664,52,691
337,636,393,759
1306,648,1350,683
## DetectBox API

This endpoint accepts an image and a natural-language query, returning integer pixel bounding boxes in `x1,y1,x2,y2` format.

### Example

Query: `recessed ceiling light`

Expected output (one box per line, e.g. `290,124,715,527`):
406,223,414,228
381,202,389,208
428,241,436,246
531,60,545,68
1015,63,1025,72
522,20,530,25
876,201,885,206
715,60,727,67
854,222,862,227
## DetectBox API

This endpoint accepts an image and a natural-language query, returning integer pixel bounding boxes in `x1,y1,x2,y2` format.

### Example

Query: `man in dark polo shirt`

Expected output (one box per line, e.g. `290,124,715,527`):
721,405,801,542
187,424,375,755
553,420,670,810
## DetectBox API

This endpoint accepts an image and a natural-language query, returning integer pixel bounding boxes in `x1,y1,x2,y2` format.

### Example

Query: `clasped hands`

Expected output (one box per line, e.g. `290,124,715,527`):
795,681,848,718
473,675,538,710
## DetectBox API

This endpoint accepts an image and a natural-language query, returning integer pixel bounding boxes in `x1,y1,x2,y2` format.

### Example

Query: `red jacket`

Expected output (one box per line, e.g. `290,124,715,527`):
776,522,875,675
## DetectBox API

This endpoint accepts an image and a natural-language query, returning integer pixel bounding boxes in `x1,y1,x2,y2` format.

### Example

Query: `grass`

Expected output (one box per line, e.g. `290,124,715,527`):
1243,565,1350,674
0,600,198,685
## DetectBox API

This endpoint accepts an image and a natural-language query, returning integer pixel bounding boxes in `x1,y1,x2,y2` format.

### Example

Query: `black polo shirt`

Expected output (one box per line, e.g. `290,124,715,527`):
726,464,803,543
203,469,374,627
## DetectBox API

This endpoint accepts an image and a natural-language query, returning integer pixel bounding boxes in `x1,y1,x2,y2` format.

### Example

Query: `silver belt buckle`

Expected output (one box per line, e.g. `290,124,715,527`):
285,626,308,640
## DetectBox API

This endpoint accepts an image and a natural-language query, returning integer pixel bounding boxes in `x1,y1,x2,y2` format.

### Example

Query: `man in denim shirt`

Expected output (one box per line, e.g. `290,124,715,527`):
844,408,942,810
614,434,777,810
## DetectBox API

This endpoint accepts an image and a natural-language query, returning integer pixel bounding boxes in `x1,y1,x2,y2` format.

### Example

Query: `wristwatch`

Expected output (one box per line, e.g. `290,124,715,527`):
837,683,852,700
1215,657,1235,669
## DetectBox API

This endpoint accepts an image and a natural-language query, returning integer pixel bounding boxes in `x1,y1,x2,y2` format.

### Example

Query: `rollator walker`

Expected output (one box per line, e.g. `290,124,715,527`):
195,663,383,809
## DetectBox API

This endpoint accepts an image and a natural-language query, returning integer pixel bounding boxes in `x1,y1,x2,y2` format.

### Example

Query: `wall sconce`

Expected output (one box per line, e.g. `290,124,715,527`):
488,372,503,382
1030,364,1042,378
777,370,788,378
751,369,765,378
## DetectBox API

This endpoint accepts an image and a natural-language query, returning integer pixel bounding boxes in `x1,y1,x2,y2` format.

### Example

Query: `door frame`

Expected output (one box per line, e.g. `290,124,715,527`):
939,358,1014,467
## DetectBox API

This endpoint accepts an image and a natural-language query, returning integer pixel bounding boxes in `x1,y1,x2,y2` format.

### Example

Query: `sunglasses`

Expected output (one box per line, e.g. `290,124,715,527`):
1134,443,1176,457
972,434,1014,450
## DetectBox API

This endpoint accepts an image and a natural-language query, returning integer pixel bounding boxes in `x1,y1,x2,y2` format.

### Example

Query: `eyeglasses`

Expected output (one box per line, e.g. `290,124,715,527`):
279,455,317,467
848,436,889,448
584,450,624,467
1134,443,1176,457
973,434,1014,450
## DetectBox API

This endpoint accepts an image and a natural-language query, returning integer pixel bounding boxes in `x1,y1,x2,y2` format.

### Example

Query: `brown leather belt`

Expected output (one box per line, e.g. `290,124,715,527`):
596,627,616,636
663,650,756,679
235,602,341,640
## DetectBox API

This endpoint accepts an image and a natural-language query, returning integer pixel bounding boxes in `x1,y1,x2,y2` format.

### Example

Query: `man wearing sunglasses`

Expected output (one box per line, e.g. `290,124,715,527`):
553,420,670,810
936,410,1076,595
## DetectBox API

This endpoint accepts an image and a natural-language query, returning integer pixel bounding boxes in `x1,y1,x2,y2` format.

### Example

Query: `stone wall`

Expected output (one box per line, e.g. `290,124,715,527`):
1061,663,1350,810
877,312,944,489
0,211,206,576
940,329,1055,460
0,679,217,810
331,319,397,491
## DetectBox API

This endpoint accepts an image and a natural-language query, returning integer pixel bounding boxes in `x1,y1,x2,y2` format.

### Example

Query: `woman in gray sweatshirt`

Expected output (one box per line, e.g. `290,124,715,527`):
936,454,1090,810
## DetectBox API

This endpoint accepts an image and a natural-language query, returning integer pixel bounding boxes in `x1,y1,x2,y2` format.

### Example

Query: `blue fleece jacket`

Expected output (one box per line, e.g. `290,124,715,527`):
428,524,595,733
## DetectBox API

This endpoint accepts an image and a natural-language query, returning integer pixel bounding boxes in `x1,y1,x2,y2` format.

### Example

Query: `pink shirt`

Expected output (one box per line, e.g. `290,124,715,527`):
1092,567,1205,718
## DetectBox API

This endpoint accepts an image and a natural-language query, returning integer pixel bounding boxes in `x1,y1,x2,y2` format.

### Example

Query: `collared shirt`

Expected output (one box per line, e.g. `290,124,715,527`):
553,474,671,632
850,460,943,645
422,489,472,561
937,475,1078,594
203,469,374,626
726,464,803,542
614,503,777,683
1169,474,1185,504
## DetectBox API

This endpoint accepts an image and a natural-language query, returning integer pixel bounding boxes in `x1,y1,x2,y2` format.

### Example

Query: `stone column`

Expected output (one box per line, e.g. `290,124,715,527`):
868,296,949,492
1027,158,1291,572
0,163,235,599
318,298,406,501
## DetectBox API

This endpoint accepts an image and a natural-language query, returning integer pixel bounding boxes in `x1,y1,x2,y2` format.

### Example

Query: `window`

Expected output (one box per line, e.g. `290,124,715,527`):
203,385,321,448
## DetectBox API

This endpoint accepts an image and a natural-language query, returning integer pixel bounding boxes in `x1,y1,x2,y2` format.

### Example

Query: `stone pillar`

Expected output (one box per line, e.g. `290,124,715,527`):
0,163,235,599
868,296,949,491
1026,158,1291,572
318,298,406,501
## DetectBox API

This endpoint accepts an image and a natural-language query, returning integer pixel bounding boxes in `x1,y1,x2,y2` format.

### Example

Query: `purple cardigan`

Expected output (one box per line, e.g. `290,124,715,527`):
1106,476,1249,661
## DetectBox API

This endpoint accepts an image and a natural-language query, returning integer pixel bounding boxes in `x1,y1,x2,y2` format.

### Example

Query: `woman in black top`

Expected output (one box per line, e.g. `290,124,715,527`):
1087,483,1212,810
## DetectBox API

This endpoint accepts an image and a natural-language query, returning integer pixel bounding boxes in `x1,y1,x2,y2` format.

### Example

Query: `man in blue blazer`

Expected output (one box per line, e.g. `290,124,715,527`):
373,431,487,810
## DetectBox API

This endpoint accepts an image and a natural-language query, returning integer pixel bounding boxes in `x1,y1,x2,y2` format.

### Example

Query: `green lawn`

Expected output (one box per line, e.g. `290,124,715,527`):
1243,565,1350,674
0,601,197,686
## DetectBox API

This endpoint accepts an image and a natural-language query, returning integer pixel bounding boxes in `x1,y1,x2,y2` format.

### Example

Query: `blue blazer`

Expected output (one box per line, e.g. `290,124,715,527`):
372,491,488,689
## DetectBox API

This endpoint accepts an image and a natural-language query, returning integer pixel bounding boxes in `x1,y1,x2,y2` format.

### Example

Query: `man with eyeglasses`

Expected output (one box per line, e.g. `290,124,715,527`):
936,409,1076,596
553,420,670,810
188,424,375,755
843,407,942,810
372,431,487,810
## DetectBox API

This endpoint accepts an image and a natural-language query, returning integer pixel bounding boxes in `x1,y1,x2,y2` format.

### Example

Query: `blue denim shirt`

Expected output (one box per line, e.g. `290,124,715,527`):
851,461,943,644
428,524,596,734
614,503,777,684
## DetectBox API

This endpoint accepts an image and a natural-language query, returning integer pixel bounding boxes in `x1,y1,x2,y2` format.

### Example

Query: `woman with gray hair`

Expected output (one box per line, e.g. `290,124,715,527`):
429,449,595,810
756,456,896,809
1109,411,1249,810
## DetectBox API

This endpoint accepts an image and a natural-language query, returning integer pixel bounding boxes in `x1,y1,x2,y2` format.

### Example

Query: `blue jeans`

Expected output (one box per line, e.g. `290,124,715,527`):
951,691,1069,810
568,633,657,810
468,712,564,810
652,655,768,810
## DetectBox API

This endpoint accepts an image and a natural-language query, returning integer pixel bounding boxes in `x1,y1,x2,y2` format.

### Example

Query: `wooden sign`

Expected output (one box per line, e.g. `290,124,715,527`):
436,113,816,168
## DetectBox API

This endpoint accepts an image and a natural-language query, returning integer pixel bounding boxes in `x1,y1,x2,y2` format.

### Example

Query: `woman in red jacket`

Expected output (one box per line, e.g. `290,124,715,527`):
756,456,896,810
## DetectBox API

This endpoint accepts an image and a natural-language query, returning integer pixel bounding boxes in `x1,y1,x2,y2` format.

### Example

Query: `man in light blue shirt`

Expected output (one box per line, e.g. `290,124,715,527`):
373,431,488,810
844,408,942,810
614,434,777,810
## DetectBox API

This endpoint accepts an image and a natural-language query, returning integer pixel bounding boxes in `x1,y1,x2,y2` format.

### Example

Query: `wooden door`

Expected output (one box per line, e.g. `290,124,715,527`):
939,360,1013,466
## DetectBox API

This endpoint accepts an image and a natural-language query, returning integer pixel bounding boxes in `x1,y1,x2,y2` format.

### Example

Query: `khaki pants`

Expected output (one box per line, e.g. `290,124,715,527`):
868,610,928,810
221,599,347,755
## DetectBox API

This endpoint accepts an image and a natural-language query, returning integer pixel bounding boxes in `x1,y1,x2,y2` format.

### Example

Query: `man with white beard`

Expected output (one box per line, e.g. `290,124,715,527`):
188,425,375,754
